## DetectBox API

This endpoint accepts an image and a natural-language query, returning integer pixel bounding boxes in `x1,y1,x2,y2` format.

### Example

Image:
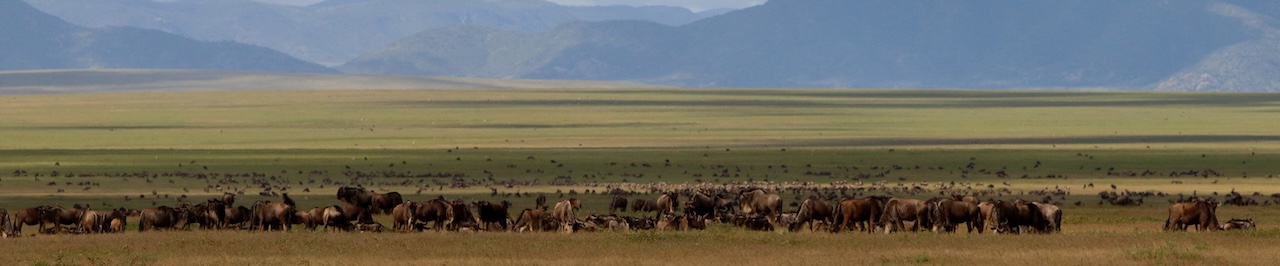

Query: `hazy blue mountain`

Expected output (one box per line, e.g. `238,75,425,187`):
25,0,713,66
1,0,331,72
347,0,1280,91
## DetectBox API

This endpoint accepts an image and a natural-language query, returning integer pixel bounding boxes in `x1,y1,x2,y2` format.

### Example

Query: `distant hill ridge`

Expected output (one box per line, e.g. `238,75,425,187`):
25,0,714,66
345,0,1280,91
1,0,331,73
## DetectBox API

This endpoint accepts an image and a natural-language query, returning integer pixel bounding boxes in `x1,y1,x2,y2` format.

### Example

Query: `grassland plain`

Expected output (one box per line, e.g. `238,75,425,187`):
2,88,1280,265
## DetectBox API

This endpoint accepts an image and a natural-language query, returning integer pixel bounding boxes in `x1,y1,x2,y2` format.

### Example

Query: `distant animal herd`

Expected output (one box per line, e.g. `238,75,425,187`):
0,185,1257,237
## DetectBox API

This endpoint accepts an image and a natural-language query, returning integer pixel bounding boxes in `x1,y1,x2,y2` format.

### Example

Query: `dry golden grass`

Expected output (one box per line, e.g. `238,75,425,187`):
2,227,1277,266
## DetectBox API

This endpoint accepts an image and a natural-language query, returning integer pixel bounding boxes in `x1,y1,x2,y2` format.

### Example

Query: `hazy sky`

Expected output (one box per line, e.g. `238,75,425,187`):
250,0,765,12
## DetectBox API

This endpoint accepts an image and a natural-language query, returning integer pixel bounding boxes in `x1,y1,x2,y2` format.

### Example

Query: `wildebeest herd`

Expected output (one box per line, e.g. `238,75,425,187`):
0,185,1256,237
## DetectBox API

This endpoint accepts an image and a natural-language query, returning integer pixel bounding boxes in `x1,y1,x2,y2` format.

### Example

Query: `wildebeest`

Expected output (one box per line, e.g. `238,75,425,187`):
474,200,511,231
12,206,52,234
632,199,658,213
686,192,718,217
832,196,887,233
139,206,188,232
655,192,679,219
535,194,548,210
448,200,477,231
513,208,551,232
335,186,403,215
223,205,251,229
609,195,628,215
738,189,783,226
1220,218,1255,230
880,198,927,233
1164,201,1220,232
927,198,981,233
392,201,416,231
249,200,296,231
1030,202,1062,233
977,201,995,233
43,206,89,233
990,199,1045,234
413,198,454,231
553,198,582,233
791,197,833,232
585,214,630,231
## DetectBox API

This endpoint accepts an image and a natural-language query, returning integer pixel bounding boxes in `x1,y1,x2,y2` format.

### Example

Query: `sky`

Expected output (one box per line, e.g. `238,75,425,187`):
250,0,765,12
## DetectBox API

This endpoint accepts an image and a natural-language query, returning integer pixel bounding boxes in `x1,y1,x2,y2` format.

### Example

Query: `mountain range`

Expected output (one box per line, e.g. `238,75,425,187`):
14,0,1280,91
1,0,330,73
25,0,715,66
344,0,1280,91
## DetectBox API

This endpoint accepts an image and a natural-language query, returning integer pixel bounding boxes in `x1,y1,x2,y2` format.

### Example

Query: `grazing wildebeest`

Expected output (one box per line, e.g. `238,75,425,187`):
928,198,981,233
249,200,296,231
686,192,717,217
791,197,833,232
553,198,582,233
448,200,477,231
413,199,454,231
1164,201,1220,232
977,201,995,233
392,201,416,231
513,208,551,232
632,199,658,213
139,206,187,232
337,186,372,206
43,206,88,233
585,214,630,231
990,199,1045,234
738,189,783,226
474,200,511,231
1030,202,1062,233
223,205,251,229
1220,218,1255,230
880,198,927,233
832,196,887,233
340,203,373,225
609,195,628,215
319,205,349,231
655,192,679,219
12,206,52,234
370,192,404,215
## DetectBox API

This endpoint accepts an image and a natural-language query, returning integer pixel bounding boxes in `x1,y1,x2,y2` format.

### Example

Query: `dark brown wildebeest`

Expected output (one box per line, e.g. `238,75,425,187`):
791,197,833,232
448,200,477,231
1030,202,1062,233
686,192,717,217
340,203,373,225
337,186,372,206
990,199,1045,234
139,206,187,232
535,194,548,210
738,189,783,226
12,206,52,234
609,195,628,215
832,196,887,233
880,198,927,233
202,199,226,229
474,200,511,231
927,198,981,233
1220,218,1255,230
370,191,404,215
553,198,582,233
413,199,454,231
655,192,679,219
318,205,349,232
1164,201,1220,232
632,199,658,213
223,206,251,229
43,206,88,233
222,192,236,206
249,200,296,231
513,208,550,232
